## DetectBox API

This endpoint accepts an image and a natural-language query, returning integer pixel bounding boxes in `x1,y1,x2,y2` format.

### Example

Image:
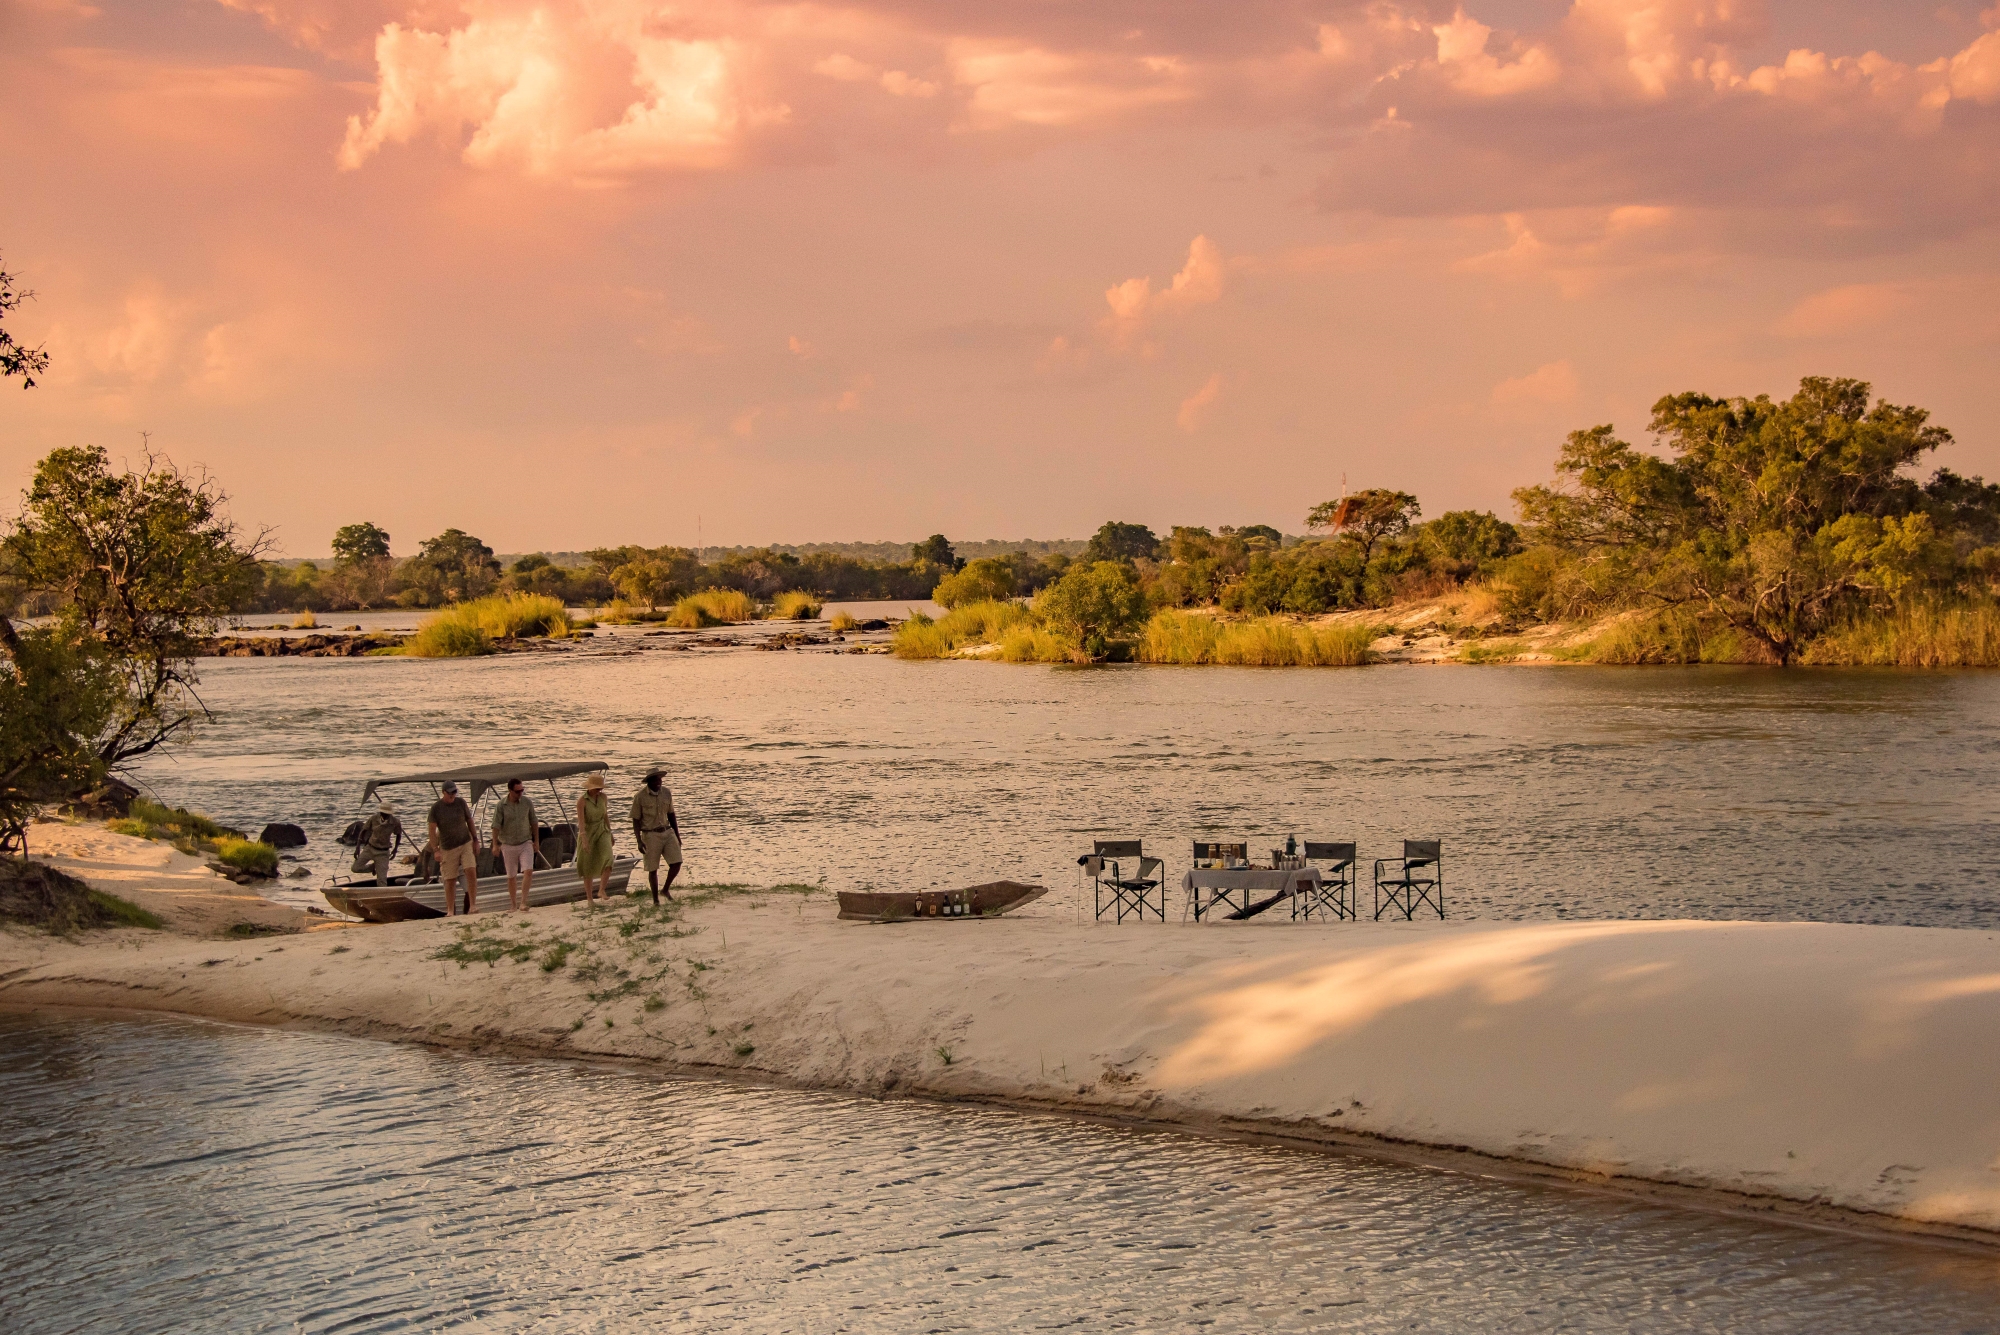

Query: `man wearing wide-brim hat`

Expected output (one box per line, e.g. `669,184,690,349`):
630,768,682,904
355,800,404,886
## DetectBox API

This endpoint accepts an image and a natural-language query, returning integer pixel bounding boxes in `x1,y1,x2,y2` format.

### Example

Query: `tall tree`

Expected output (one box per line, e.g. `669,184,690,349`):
1306,489,1420,565
332,522,392,563
3,444,264,764
1081,521,1160,564
0,254,50,389
1514,377,1955,663
910,534,961,569
402,528,500,604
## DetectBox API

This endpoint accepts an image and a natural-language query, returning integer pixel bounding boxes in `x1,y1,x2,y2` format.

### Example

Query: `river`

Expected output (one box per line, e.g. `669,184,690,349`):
4,1012,1997,1333
123,639,2000,927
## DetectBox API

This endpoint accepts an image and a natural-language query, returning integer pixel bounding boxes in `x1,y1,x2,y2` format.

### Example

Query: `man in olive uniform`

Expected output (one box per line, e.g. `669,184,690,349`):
490,777,539,912
630,769,682,904
355,800,404,885
428,781,480,915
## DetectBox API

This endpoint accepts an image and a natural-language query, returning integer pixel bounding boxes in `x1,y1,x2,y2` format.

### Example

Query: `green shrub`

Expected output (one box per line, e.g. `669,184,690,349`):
770,590,824,620
116,799,239,842
405,609,491,657
932,558,1018,609
1035,562,1148,657
213,837,278,876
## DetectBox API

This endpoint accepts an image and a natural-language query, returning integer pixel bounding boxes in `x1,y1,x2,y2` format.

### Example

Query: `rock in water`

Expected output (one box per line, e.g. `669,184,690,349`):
260,823,308,849
336,820,365,847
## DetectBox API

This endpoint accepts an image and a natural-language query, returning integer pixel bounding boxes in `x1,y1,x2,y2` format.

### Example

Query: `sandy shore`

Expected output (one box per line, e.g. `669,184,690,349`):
5,823,1998,1247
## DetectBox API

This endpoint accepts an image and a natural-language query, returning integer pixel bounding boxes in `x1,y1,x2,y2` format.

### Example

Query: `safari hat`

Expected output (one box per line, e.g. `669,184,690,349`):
643,767,665,782
377,799,396,814
584,773,606,791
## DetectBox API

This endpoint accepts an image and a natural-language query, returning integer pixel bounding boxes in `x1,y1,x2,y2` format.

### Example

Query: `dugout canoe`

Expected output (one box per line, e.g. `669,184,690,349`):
837,881,1045,922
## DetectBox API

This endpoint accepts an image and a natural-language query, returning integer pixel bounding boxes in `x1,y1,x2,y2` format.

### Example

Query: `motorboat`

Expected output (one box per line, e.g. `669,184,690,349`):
324,761,637,922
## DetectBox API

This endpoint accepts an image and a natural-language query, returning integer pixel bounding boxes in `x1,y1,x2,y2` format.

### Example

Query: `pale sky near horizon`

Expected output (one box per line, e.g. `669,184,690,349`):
3,0,1997,557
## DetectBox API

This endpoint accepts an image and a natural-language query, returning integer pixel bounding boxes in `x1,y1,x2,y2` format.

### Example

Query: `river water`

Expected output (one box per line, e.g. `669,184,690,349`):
4,1012,1997,1334
20,652,1996,1330
123,642,2000,927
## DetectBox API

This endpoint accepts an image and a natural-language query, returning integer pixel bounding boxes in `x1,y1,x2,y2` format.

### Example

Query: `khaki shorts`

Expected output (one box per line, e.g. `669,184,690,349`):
641,829,682,872
438,841,477,882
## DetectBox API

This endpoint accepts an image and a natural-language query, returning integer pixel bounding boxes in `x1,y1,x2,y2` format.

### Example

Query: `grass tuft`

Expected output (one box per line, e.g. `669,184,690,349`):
892,600,1031,659
1804,598,2000,668
213,837,278,876
406,594,572,657
769,590,824,620
1138,611,1374,666
667,588,755,627
828,610,859,633
291,610,319,629
405,608,491,657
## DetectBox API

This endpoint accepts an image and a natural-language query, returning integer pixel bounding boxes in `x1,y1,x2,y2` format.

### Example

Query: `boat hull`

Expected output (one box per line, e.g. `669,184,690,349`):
324,858,638,923
837,881,1045,922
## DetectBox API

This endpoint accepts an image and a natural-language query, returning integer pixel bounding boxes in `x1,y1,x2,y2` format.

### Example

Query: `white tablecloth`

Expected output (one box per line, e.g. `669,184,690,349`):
1181,868,1322,897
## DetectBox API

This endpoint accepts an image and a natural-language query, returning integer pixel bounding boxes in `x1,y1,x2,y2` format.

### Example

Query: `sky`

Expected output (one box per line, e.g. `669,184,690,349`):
2,0,1997,556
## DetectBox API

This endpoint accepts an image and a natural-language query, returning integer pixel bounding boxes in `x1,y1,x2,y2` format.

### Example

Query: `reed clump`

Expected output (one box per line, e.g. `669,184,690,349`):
1138,611,1375,666
769,590,824,620
595,600,669,625
667,588,755,627
1803,599,2000,667
406,593,572,656
891,600,1031,659
999,625,1084,663
828,610,859,633
290,610,318,629
212,836,278,876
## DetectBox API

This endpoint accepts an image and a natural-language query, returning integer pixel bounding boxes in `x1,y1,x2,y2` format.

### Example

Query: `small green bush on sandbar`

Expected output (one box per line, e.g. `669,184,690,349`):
770,591,824,620
113,799,239,843
213,837,278,876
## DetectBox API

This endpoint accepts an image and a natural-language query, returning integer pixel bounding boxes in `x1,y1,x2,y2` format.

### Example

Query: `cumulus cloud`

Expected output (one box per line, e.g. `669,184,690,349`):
1491,359,1580,408
1177,372,1223,431
1773,283,1915,338
1102,235,1225,343
337,2,788,179
948,40,1194,128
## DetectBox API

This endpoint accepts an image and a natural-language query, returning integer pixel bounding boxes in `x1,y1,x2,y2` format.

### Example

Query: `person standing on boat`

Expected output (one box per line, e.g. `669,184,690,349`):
428,781,481,915
575,773,615,903
630,768,682,905
491,777,539,913
354,801,404,885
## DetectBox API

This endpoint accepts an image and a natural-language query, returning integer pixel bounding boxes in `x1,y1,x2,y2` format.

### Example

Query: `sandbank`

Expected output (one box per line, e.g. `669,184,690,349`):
4,823,1997,1248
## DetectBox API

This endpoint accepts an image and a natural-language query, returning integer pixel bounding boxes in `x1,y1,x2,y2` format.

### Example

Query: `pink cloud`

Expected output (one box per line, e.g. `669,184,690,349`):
1177,372,1223,431
1102,235,1225,343
1491,359,1580,408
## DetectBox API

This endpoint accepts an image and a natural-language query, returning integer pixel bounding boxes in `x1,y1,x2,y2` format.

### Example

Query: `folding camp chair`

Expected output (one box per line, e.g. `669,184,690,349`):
1084,839,1166,922
1373,839,1444,920
1294,841,1357,921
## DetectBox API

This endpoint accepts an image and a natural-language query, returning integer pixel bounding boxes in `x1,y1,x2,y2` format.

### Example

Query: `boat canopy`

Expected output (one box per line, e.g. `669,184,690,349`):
361,761,609,806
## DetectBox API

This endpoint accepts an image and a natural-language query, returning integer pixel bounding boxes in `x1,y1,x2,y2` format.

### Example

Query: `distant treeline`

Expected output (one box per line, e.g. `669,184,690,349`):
244,529,1082,613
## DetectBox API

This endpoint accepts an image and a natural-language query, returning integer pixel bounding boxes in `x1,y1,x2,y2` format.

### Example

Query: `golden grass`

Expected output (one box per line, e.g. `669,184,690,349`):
405,593,571,656
595,600,669,625
828,610,859,633
999,626,1082,663
290,610,319,629
770,590,824,620
1137,611,1374,666
1803,599,2000,667
667,588,755,627
891,600,1032,659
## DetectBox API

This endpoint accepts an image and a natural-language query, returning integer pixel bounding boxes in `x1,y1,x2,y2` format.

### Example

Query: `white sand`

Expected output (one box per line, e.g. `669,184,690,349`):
5,823,1998,1244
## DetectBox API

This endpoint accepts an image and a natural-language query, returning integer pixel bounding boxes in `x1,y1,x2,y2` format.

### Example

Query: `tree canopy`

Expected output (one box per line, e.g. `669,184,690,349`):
332,522,392,563
2,444,263,765
1513,376,1964,663
0,254,49,389
1082,521,1160,564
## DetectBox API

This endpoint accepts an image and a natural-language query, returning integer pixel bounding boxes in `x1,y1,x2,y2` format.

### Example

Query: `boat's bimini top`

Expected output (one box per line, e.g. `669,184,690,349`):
361,761,609,806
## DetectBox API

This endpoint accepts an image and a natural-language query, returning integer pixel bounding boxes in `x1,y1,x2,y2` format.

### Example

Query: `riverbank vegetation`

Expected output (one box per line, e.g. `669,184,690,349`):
105,798,276,875
403,593,573,657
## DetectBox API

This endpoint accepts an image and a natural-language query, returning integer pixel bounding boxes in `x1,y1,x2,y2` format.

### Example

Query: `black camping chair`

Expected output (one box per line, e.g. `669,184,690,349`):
1187,841,1249,921
1082,839,1166,923
1294,841,1357,922
1374,840,1444,920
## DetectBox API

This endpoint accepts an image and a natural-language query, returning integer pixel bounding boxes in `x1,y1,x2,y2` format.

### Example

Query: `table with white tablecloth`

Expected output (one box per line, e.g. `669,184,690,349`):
1180,867,1322,921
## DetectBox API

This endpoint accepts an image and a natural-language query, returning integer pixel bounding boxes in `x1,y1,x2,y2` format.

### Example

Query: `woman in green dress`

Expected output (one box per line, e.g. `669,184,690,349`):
575,773,615,901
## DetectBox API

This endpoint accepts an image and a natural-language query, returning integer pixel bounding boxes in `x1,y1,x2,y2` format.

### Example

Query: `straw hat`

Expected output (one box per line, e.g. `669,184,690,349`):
584,773,606,791
377,799,396,814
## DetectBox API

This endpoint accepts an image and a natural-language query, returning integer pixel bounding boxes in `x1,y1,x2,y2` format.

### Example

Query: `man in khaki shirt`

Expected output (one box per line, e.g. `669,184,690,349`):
630,769,682,904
